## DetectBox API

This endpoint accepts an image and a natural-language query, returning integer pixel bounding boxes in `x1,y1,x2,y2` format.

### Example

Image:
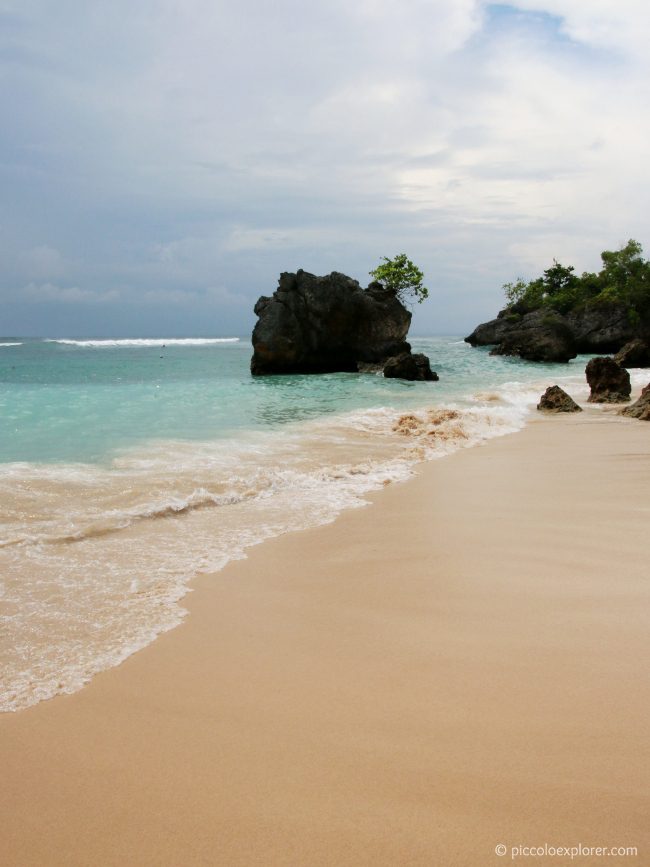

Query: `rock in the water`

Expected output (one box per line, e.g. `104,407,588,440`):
620,384,650,420
486,310,577,363
537,385,582,413
585,356,631,403
383,352,439,381
251,270,413,375
464,315,514,347
466,299,647,360
614,338,650,368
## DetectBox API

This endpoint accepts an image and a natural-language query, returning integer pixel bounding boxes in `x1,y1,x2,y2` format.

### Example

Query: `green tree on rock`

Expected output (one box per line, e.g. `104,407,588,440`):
599,239,650,312
501,239,650,320
370,254,428,305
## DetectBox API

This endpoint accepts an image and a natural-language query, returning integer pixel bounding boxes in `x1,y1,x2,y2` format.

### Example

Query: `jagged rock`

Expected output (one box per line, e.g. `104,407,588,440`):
251,271,413,375
566,302,638,353
486,310,577,363
620,384,650,420
383,352,439,381
537,385,582,413
585,357,631,403
614,338,650,368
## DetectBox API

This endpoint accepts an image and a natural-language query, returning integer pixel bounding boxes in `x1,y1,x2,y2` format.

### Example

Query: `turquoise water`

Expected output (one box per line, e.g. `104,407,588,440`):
1,334,605,713
0,336,593,464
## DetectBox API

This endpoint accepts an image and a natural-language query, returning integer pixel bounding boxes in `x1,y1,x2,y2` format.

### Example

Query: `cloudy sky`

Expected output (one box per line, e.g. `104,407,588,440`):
1,1,649,336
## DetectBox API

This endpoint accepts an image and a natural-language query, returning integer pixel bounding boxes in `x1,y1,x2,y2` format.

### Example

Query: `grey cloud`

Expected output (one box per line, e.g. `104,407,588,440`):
20,283,121,304
1,0,650,337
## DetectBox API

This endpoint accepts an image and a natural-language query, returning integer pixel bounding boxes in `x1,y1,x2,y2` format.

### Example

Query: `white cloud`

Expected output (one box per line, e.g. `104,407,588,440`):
508,1,650,57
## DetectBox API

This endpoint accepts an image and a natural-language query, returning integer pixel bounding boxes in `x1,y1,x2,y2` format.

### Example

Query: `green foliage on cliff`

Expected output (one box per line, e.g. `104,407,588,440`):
370,254,428,305
503,239,650,319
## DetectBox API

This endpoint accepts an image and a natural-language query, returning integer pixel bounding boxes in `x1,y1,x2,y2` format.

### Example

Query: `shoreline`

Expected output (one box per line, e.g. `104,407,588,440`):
1,409,649,865
1,350,547,715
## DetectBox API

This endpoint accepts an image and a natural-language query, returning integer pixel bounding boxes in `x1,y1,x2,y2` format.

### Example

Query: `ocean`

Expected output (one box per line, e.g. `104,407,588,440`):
0,336,621,712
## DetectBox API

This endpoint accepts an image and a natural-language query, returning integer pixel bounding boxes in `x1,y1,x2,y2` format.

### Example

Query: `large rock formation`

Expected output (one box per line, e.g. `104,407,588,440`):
485,310,577,362
466,300,647,361
585,357,631,403
467,310,576,362
537,385,582,413
620,384,650,420
251,270,433,379
614,338,650,368
566,302,638,353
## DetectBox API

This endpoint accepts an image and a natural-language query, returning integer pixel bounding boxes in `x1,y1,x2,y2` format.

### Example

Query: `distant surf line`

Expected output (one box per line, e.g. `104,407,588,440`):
45,338,240,347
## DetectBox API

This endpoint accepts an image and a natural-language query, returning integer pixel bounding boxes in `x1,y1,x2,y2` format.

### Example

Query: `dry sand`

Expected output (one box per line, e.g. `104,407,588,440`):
1,411,649,866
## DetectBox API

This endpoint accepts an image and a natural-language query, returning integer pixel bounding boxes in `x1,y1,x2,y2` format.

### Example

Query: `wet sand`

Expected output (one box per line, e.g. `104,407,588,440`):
1,411,648,866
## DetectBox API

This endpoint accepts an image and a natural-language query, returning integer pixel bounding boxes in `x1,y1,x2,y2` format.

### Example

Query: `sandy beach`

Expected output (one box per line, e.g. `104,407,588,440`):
1,409,648,866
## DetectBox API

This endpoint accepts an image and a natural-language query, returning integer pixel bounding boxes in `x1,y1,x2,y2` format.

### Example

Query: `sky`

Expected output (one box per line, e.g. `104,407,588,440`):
1,0,649,337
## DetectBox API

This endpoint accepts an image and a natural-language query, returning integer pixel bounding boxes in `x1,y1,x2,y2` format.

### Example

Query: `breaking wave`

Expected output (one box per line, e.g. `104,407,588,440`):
45,338,240,347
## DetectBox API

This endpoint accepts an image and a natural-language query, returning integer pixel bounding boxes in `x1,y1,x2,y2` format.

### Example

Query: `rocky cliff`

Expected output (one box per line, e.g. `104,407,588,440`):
465,301,648,363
